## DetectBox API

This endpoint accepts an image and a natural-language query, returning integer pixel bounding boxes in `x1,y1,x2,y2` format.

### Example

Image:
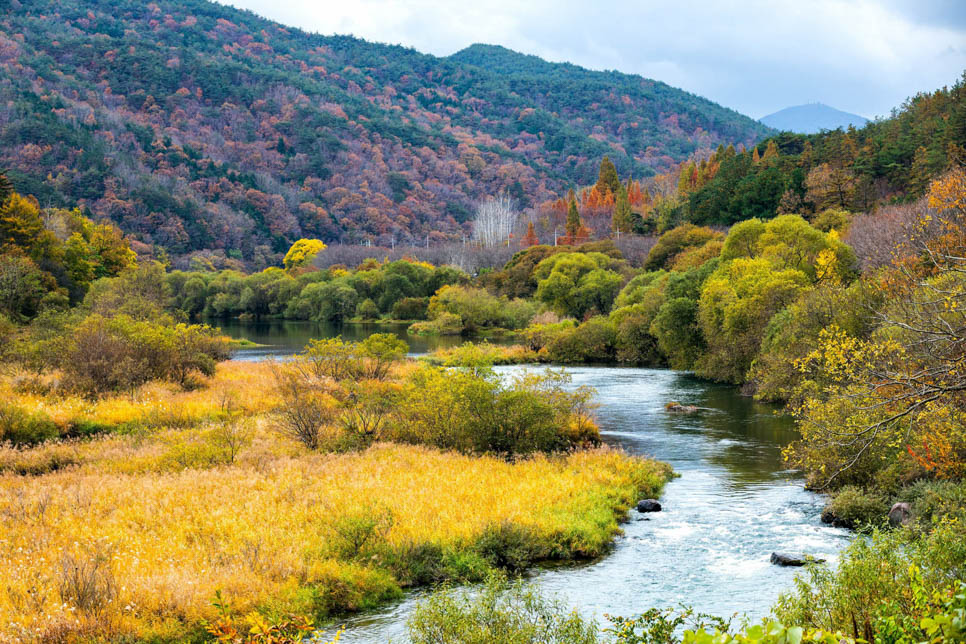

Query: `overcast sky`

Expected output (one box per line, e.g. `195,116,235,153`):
218,0,966,119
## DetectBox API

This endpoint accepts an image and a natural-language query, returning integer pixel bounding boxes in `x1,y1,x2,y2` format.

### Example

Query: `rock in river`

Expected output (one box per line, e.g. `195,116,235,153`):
637,499,662,513
770,552,825,567
665,402,699,413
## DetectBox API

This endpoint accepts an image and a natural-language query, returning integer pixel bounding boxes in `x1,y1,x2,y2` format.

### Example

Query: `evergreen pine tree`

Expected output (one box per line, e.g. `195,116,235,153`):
565,196,581,242
612,185,633,234
596,156,621,195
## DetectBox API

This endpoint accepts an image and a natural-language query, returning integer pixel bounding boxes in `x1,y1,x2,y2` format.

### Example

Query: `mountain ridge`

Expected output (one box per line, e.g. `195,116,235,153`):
0,0,771,262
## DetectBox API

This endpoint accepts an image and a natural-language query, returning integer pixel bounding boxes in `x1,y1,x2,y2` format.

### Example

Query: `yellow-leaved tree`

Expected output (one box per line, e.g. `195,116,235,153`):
282,239,326,271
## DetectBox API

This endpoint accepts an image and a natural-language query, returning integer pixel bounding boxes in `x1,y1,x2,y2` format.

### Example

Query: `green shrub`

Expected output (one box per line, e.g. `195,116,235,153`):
409,312,463,336
300,334,407,382
424,342,537,367
391,365,598,455
426,285,536,333
542,316,617,363
820,486,889,530
605,606,729,643
473,522,545,573
407,575,599,644
0,312,15,362
66,419,115,439
391,296,430,320
521,319,576,351
327,507,395,561
58,314,231,395
355,298,380,320
378,541,451,587
615,314,662,365
0,404,60,445
899,480,966,525
775,520,966,641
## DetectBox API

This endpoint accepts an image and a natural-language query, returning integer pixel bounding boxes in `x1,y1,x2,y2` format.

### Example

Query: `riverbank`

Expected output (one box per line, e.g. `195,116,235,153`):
0,361,671,643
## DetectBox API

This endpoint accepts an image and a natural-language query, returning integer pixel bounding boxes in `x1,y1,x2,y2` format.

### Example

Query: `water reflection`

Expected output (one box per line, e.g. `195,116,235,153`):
212,318,512,359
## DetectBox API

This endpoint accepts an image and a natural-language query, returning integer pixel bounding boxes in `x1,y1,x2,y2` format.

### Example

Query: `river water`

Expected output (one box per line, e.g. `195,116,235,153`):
218,320,850,642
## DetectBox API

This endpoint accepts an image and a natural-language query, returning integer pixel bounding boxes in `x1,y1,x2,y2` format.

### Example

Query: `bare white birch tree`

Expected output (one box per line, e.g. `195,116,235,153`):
472,193,518,247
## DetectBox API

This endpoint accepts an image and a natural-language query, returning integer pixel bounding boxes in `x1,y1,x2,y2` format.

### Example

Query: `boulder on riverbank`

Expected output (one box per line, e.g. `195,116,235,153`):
665,402,699,414
770,552,826,567
637,499,662,512
889,502,913,527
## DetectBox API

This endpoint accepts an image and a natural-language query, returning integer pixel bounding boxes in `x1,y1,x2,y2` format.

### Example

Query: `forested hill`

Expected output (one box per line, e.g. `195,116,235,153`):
0,0,769,262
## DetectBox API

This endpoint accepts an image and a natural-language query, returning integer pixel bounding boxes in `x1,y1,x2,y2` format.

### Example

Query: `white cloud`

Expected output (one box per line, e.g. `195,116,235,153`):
218,0,966,118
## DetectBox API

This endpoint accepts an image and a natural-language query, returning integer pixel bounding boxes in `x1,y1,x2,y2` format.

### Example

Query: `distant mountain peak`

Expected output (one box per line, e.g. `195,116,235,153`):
760,103,868,134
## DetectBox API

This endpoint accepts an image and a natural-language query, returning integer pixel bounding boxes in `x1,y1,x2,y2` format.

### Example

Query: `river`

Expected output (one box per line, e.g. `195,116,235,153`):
218,320,850,642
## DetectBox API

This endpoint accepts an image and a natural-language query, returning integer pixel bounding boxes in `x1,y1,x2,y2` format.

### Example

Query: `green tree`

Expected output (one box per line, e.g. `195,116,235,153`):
697,257,810,383
0,254,48,321
0,193,45,251
644,224,722,271
534,252,623,318
720,215,856,283
612,185,634,234
596,156,621,196
651,297,705,370
565,197,581,241
356,298,380,320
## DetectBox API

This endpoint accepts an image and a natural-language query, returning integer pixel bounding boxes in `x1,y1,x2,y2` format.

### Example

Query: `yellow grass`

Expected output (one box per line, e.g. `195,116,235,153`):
1,361,281,432
0,361,671,643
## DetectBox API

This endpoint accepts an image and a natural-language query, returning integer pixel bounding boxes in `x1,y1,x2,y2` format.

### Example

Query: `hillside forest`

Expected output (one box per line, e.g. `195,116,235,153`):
0,0,770,266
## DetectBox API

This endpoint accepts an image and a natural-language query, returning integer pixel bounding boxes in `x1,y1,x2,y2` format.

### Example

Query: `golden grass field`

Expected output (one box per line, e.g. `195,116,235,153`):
0,361,671,643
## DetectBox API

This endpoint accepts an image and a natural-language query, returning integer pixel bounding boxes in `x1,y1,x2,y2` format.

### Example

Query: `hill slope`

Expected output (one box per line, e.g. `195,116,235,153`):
0,0,770,261
760,103,868,133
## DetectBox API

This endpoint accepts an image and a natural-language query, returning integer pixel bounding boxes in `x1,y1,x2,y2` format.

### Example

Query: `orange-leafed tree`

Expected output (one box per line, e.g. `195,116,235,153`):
521,221,540,247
